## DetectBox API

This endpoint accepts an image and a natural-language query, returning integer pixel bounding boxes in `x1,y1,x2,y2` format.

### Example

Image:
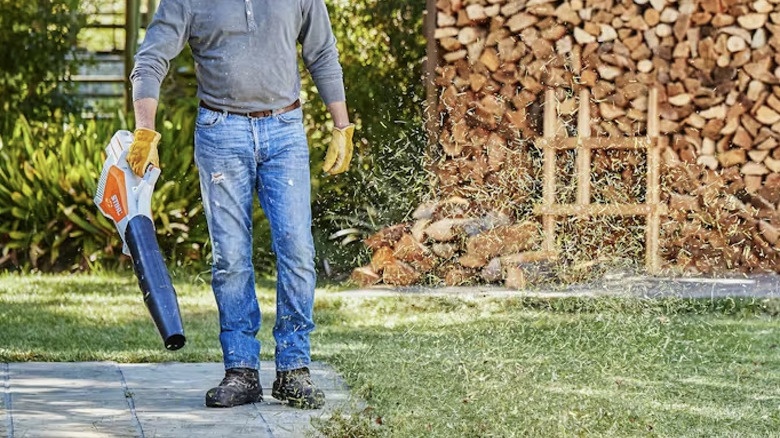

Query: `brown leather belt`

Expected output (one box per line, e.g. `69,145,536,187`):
199,99,301,118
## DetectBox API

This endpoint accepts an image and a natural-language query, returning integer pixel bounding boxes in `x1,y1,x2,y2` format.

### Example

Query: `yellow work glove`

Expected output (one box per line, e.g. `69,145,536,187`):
322,124,355,175
126,128,161,177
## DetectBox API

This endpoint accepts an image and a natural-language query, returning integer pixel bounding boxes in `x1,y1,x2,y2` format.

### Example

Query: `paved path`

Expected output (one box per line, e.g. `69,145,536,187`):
1,362,353,438
333,274,780,300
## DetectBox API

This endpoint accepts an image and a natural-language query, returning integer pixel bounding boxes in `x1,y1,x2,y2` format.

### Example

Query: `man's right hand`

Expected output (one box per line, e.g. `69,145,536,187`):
127,128,161,177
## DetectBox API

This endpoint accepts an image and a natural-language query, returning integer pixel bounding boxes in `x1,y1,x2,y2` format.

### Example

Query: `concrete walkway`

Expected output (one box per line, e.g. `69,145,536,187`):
1,362,353,438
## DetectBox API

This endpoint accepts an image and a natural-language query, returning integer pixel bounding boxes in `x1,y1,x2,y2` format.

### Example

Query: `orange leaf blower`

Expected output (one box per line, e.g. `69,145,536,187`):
94,131,186,350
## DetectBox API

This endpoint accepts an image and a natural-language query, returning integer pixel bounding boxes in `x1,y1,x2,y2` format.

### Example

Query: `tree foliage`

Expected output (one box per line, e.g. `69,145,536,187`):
0,0,85,124
308,0,430,268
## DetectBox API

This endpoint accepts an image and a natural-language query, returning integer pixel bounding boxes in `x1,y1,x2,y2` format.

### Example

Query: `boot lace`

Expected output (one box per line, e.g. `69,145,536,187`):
221,369,251,388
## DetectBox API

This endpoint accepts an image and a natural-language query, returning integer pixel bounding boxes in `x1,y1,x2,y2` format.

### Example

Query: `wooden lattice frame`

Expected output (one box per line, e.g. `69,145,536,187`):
533,87,666,274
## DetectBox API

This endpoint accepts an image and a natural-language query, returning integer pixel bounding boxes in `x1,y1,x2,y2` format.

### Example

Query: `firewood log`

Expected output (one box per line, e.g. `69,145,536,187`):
365,224,409,250
461,222,539,267
505,266,527,289
383,260,420,286
370,246,396,273
351,266,381,287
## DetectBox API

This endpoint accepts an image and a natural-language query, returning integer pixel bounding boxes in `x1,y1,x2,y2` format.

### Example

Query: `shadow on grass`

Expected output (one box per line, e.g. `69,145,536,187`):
0,302,220,362
0,278,357,363
0,272,278,294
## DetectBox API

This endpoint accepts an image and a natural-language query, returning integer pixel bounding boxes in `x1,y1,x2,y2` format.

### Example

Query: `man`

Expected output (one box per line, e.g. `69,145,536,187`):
128,0,353,409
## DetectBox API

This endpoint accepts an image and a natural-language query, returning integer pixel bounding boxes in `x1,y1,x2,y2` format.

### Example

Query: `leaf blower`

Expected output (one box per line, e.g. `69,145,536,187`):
94,130,186,351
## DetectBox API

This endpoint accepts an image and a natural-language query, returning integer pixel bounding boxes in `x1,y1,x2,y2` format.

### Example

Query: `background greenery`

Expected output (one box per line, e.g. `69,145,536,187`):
0,0,85,124
0,0,430,276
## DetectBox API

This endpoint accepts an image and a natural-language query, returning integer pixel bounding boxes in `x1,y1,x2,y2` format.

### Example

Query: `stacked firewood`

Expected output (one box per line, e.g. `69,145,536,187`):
350,198,546,287
352,0,780,286
663,162,780,272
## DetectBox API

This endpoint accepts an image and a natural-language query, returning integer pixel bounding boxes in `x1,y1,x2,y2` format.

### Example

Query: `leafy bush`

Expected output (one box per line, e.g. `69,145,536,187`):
0,113,112,271
0,105,282,273
0,0,86,124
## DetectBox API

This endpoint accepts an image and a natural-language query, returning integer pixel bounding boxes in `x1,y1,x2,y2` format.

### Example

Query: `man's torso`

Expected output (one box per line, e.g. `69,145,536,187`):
188,0,303,112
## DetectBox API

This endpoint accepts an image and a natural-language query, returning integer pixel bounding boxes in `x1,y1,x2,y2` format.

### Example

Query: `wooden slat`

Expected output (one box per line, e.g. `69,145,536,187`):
645,86,661,275
69,75,126,83
83,23,126,29
77,92,124,98
646,87,660,141
576,89,591,211
542,89,557,253
535,137,656,150
535,203,668,217
424,0,441,149
543,89,557,139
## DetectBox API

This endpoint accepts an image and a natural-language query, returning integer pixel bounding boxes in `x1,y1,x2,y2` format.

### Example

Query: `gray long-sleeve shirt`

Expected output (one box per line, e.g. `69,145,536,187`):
131,0,345,113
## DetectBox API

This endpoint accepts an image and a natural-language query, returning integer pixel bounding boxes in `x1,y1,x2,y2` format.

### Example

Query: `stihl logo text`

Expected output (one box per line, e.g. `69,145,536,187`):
111,195,123,215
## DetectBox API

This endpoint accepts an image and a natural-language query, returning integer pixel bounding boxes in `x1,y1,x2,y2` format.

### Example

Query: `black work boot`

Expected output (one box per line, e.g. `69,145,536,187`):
205,367,263,408
272,367,325,409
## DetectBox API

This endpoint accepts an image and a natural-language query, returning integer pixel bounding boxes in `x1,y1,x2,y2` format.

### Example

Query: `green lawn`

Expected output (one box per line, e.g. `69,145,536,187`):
2,274,780,437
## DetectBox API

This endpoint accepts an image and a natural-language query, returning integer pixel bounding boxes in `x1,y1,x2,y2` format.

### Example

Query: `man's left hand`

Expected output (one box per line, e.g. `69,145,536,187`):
322,124,355,175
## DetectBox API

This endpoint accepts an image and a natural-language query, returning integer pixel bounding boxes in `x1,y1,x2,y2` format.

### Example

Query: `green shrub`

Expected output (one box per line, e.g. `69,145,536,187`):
0,0,86,124
0,113,112,271
0,105,291,274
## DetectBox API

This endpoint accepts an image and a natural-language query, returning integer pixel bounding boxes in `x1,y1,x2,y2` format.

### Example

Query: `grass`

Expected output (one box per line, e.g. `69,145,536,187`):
2,274,780,437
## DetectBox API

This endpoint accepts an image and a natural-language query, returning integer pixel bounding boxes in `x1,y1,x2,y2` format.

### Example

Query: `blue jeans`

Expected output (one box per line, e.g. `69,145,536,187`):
193,105,316,372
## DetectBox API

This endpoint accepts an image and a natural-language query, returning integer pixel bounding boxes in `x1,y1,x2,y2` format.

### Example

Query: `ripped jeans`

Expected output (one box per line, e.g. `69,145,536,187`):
194,105,316,372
